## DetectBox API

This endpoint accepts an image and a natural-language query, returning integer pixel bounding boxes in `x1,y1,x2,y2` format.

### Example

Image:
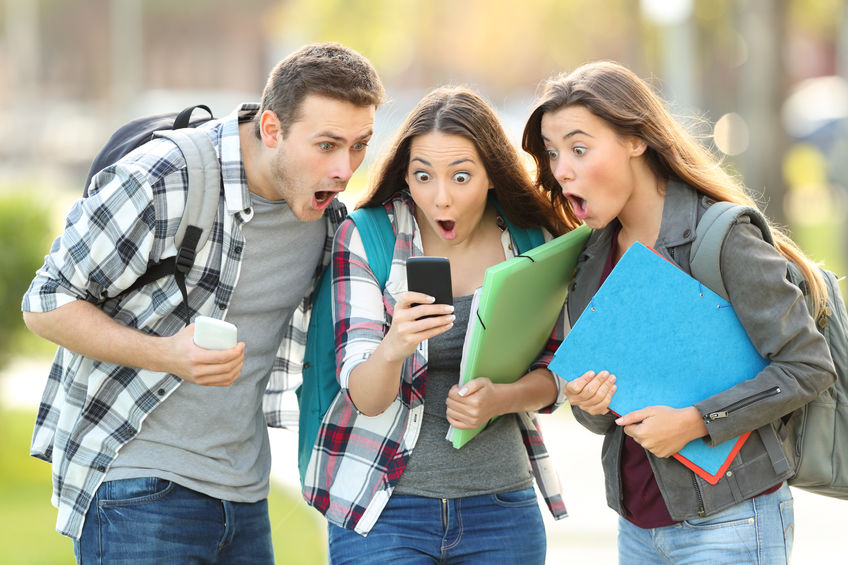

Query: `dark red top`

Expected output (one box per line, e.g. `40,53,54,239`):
599,229,676,528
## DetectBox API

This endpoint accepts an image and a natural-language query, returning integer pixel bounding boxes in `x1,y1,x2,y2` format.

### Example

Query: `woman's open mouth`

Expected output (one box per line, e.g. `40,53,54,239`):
437,219,457,239
565,193,588,219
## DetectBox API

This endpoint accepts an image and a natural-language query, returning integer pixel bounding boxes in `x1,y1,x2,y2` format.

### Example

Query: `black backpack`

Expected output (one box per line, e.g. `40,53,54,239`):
86,105,222,319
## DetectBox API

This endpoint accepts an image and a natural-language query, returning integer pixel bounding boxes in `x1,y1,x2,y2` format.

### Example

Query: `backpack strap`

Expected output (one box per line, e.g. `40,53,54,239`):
690,201,772,301
508,222,546,255
123,128,221,320
155,129,221,257
491,197,546,254
173,104,214,129
297,205,395,486
348,206,396,285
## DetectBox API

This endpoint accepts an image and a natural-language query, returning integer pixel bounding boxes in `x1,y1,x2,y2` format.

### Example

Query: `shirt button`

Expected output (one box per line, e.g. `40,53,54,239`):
303,362,310,369
96,465,106,473
218,303,226,310
234,246,243,254
157,388,166,396
683,229,691,237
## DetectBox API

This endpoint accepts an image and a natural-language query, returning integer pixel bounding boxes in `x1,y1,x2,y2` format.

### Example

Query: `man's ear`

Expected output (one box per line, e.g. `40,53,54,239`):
259,110,283,148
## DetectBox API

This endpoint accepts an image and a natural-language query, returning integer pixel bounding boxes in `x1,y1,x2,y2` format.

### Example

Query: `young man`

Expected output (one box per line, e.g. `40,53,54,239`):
21,42,384,564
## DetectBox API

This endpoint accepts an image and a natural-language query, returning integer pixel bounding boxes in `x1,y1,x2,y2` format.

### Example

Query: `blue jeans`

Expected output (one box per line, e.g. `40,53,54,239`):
73,477,274,565
327,488,546,564
617,482,794,564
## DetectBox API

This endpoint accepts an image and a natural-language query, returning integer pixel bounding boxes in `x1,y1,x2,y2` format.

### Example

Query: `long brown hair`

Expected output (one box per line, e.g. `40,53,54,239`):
522,61,827,319
360,86,575,235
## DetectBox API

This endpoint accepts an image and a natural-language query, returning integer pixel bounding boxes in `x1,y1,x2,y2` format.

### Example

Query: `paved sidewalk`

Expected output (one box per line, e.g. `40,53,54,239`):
5,358,842,563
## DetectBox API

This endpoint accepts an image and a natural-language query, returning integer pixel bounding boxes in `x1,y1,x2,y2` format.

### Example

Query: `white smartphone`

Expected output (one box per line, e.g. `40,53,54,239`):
193,316,238,350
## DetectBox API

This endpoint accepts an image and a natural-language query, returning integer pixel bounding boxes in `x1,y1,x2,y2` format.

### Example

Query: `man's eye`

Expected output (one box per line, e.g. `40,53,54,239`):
319,142,334,151
413,171,431,182
352,142,368,151
453,172,471,184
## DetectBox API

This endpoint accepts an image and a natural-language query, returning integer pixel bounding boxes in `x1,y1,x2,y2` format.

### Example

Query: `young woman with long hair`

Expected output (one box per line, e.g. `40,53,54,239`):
522,61,836,564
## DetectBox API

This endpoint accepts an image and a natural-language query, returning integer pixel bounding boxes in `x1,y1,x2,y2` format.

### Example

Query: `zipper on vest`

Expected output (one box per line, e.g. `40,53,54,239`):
704,387,781,421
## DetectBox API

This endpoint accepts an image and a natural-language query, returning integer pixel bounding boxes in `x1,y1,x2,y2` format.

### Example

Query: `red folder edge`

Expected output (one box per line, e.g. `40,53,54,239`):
611,405,751,485
671,431,752,485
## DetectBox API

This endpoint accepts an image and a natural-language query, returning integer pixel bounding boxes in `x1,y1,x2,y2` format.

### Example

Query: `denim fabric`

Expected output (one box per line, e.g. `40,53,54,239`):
327,488,546,564
73,478,274,564
616,483,794,564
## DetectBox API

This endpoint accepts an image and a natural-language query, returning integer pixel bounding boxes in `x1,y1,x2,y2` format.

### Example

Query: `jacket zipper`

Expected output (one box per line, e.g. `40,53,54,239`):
691,474,706,517
704,387,781,421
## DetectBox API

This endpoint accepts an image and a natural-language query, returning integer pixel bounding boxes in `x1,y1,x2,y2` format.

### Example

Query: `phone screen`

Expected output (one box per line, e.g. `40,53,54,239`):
406,256,453,308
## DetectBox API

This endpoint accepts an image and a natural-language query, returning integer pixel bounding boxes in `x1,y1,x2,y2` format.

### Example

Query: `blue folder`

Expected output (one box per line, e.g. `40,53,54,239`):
549,242,768,484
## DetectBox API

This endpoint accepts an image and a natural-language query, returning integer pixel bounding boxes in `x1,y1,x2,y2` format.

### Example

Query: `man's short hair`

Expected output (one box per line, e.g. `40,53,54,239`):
256,42,385,136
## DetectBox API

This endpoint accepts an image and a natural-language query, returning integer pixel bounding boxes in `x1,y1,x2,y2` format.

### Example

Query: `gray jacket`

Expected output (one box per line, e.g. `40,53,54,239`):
566,179,836,520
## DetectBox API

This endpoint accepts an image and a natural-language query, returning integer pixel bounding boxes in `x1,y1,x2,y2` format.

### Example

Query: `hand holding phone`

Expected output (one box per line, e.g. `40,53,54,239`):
193,316,238,350
406,256,453,317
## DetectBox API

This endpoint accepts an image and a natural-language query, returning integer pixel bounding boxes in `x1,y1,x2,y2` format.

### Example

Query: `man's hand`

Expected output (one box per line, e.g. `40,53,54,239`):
23,301,245,386
168,324,245,386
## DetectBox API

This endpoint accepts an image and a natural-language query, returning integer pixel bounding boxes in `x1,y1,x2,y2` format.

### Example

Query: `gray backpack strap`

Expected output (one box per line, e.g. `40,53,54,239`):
154,128,221,253
690,201,772,301
151,128,220,319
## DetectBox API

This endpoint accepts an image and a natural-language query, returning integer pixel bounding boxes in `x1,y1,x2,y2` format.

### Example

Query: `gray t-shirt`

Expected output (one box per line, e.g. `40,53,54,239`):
107,194,325,502
393,293,534,498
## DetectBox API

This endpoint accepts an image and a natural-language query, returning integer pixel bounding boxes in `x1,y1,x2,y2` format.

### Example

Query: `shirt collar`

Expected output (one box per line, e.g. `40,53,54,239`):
220,103,259,216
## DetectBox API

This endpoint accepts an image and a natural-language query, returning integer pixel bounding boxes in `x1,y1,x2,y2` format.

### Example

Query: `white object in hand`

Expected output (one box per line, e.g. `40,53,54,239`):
193,316,238,350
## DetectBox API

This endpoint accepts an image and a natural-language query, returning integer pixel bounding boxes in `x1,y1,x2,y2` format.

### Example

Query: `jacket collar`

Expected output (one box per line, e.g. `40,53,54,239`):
579,178,698,260
566,178,701,322
654,178,699,252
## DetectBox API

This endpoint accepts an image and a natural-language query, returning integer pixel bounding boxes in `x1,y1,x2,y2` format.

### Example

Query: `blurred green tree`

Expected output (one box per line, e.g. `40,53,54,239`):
0,193,53,367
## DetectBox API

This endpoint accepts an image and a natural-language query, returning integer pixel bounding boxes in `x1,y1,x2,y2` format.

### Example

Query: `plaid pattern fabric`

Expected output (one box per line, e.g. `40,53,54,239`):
302,192,568,535
22,104,345,539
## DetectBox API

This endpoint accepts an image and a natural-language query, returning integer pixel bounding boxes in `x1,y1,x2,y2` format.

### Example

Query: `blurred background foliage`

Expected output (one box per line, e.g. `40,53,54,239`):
0,0,845,563
1,0,846,283
0,192,52,365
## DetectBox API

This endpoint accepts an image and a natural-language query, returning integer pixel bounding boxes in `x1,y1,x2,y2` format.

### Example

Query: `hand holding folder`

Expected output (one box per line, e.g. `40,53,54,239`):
447,225,591,448
549,242,768,484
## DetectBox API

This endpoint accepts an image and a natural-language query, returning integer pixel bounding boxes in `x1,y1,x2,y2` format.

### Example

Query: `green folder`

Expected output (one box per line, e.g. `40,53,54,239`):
448,224,591,448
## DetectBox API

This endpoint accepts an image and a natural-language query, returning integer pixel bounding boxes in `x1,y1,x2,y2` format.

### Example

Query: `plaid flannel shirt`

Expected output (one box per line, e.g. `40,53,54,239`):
21,104,346,539
302,191,568,535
